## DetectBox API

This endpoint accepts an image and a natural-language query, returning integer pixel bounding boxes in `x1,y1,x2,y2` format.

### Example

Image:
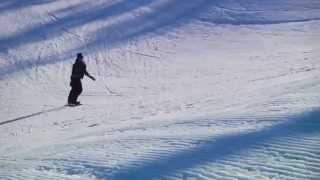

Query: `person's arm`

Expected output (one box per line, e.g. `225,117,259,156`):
84,65,96,81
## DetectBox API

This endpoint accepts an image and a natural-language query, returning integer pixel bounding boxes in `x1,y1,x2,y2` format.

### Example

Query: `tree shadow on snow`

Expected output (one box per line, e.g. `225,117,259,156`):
1,0,320,76
109,109,320,179
0,0,54,14
0,0,155,51
48,109,320,179
0,0,214,76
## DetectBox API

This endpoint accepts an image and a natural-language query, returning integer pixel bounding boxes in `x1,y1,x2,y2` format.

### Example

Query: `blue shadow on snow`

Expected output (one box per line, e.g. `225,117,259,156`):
1,0,320,77
46,109,320,179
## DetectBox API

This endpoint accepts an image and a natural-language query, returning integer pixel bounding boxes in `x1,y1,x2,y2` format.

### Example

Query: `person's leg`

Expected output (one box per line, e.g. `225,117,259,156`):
68,79,76,104
74,79,83,103
67,90,74,104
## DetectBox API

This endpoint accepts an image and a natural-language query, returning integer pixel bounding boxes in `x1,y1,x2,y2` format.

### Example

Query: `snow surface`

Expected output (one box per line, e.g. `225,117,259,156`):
0,0,320,179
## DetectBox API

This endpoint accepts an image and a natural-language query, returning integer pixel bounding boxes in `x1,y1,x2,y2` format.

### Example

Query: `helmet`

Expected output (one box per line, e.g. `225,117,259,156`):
77,53,83,59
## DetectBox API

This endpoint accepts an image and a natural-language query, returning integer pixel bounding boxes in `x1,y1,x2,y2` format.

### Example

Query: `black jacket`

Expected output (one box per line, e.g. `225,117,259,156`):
71,60,89,79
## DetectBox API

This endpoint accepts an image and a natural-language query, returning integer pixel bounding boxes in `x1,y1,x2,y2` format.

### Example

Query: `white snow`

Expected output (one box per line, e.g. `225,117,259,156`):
0,0,320,179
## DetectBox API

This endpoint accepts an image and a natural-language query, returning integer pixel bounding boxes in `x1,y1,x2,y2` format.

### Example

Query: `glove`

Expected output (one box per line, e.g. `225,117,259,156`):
90,76,96,81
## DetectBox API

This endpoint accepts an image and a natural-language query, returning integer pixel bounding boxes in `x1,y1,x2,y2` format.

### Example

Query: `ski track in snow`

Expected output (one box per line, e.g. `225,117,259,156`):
1,0,320,179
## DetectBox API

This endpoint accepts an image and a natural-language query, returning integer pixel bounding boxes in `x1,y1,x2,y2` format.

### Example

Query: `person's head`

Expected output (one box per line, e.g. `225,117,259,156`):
76,53,83,62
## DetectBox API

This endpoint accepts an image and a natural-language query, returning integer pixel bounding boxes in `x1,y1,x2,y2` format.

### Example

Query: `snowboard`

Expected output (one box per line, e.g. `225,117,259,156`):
66,103,82,107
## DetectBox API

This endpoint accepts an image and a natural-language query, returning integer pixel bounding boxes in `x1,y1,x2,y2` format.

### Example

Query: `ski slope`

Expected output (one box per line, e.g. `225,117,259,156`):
0,0,320,179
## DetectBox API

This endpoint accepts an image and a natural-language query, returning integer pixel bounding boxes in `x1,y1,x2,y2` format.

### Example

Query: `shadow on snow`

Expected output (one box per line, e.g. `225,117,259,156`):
0,0,155,50
0,0,54,14
0,0,214,77
0,0,320,77
48,109,320,179
0,106,66,126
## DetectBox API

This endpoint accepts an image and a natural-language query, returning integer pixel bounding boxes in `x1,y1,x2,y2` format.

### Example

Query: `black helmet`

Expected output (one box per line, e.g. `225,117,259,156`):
76,53,83,63
77,53,83,59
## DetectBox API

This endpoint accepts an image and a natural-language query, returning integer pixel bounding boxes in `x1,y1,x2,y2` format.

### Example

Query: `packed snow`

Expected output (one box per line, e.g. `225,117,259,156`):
0,0,320,179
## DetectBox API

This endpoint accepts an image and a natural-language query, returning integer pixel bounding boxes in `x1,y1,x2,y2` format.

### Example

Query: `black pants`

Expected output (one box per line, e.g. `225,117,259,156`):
68,78,82,104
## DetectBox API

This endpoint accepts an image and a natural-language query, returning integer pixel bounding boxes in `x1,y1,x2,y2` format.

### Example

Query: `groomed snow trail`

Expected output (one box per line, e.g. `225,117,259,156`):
0,1,320,179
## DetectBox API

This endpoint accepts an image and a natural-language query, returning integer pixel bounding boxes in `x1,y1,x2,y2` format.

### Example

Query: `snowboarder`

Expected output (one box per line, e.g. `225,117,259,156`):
67,53,95,106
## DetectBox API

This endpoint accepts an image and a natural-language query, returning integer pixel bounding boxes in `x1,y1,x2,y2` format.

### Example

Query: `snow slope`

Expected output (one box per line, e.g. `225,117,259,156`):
0,0,320,179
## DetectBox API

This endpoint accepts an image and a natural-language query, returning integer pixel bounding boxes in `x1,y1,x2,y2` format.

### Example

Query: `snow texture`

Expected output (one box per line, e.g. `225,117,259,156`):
0,0,320,179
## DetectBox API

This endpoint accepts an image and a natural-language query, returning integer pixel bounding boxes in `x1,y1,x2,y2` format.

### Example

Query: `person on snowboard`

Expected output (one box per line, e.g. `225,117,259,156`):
68,53,95,106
